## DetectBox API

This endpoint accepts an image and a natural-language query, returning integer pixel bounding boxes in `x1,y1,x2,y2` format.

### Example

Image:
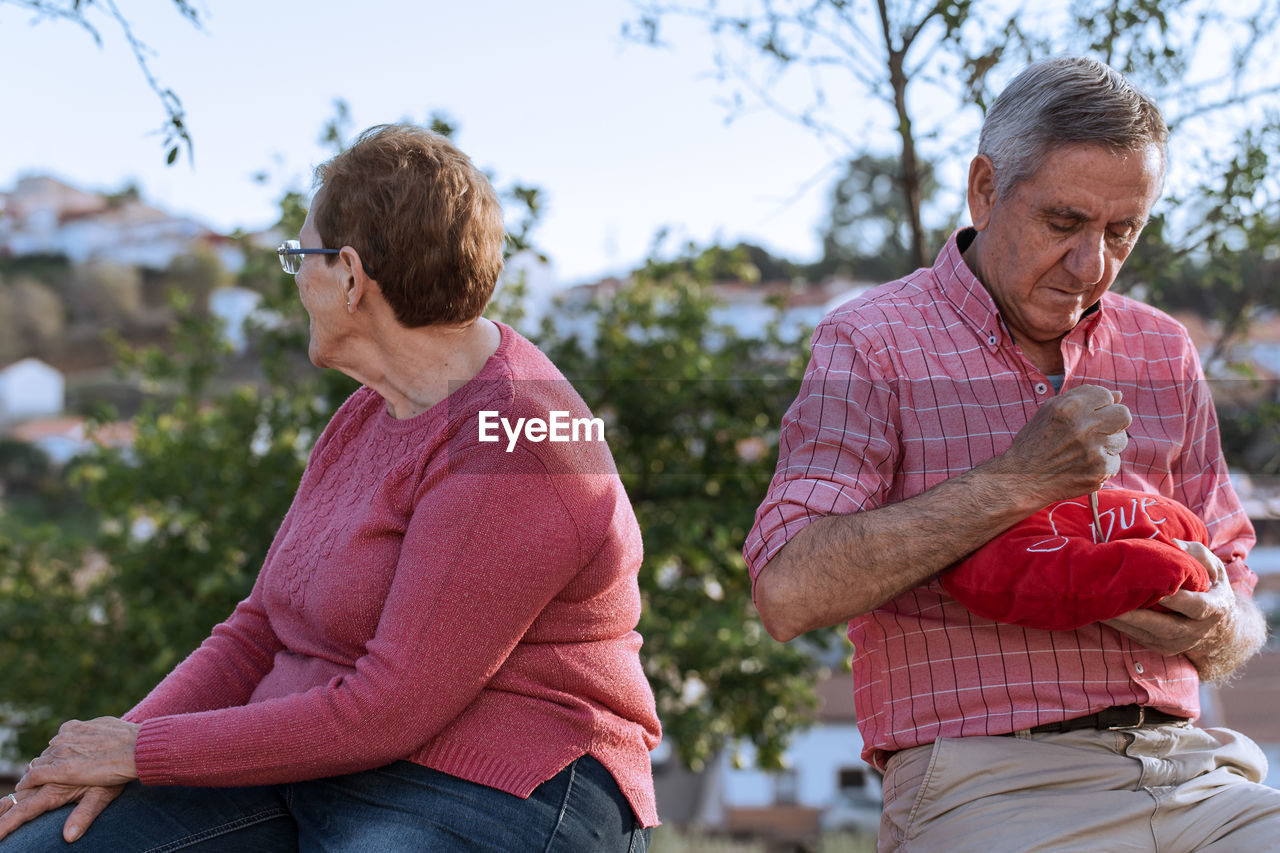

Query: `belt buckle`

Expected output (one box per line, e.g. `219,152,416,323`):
1103,705,1145,731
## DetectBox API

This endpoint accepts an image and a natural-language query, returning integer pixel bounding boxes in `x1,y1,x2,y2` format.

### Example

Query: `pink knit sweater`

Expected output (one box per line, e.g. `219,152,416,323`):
123,323,662,826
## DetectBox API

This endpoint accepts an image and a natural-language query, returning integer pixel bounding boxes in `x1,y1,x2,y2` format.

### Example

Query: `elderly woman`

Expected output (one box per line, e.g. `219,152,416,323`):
0,125,661,851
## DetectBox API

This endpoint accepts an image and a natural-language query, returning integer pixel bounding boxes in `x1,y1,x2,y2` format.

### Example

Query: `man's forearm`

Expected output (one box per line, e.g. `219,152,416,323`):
754,462,1048,641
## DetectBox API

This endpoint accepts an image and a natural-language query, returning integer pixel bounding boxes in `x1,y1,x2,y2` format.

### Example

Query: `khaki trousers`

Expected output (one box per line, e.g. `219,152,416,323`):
879,724,1280,852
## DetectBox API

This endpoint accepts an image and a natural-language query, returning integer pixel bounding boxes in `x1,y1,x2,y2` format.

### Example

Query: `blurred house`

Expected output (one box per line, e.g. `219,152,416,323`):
0,358,64,422
550,275,873,347
0,175,242,272
654,668,882,844
7,416,135,466
209,286,265,353
707,278,871,341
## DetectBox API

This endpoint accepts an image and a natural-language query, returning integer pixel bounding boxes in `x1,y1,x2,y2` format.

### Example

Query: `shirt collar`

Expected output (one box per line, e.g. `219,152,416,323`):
934,228,1006,353
934,227,1108,354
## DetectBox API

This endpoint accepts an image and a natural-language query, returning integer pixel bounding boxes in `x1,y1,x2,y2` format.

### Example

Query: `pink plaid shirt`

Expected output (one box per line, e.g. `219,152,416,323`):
744,229,1257,768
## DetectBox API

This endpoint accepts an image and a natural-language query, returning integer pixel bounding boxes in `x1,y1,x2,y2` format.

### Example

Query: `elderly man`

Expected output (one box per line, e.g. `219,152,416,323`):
745,56,1280,851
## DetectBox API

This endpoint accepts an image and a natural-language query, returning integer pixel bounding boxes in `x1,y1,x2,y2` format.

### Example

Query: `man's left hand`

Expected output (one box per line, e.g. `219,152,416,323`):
1105,540,1263,681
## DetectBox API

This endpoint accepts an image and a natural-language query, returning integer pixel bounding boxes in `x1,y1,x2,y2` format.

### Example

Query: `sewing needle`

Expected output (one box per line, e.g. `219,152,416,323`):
1089,490,1104,541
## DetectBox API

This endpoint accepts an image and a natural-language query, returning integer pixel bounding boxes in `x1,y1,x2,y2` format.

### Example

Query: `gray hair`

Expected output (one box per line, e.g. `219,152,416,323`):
978,56,1169,197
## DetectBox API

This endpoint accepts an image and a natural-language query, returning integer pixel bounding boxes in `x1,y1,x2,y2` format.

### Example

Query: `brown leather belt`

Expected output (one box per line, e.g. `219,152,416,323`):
1016,704,1188,735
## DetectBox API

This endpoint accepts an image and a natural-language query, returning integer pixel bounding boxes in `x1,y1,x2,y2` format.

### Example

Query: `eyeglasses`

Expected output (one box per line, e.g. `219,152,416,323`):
277,239,341,274
277,240,377,277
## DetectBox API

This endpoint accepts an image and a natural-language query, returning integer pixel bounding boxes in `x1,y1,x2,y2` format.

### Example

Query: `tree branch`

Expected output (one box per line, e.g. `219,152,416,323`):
2,0,202,164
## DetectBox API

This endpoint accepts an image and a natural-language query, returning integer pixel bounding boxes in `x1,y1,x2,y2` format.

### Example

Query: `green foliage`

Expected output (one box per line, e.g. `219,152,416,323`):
681,241,803,283
538,241,823,770
1069,0,1192,82
0,531,108,755
0,352,322,762
65,376,319,715
0,438,53,494
0,190,350,759
0,441,92,547
1217,397,1280,475
1122,117,1280,365
0,284,336,757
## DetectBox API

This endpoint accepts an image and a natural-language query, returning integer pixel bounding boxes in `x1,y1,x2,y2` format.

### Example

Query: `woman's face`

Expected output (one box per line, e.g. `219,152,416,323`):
295,203,347,368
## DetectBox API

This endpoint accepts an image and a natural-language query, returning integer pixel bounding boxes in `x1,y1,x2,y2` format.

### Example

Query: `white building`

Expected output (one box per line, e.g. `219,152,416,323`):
0,175,242,272
0,358,64,421
715,670,881,838
209,286,265,353
548,275,873,349
653,669,882,841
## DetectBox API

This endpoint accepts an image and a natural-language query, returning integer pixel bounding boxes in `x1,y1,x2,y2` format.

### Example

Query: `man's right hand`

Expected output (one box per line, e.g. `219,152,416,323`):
1000,384,1131,503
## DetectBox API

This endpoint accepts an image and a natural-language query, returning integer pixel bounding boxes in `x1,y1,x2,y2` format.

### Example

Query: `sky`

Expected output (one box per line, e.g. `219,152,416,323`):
4,1,1275,290
0,0,866,286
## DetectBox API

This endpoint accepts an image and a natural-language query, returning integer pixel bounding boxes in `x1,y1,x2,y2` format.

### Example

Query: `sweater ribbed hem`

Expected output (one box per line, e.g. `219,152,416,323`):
413,740,659,827
415,739,557,796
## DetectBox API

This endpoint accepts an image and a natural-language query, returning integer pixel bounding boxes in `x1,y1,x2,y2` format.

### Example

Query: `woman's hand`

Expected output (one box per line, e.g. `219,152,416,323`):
0,783,124,844
0,717,139,842
20,717,140,790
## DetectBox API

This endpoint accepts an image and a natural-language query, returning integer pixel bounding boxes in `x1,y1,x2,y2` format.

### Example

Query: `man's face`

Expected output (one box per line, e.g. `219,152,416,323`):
965,143,1164,364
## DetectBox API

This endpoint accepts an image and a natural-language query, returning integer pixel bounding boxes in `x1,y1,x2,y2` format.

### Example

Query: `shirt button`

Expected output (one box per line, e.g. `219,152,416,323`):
1135,662,1145,674
987,334,998,346
1034,382,1049,395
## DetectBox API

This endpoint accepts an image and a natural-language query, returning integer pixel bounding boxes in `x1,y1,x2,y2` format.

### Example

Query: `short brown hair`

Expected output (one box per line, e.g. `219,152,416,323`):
313,124,504,327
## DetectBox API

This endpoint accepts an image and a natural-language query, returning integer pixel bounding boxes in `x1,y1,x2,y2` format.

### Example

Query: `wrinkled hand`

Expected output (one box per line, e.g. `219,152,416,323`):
1002,385,1131,504
1104,540,1242,677
19,717,140,791
0,783,124,844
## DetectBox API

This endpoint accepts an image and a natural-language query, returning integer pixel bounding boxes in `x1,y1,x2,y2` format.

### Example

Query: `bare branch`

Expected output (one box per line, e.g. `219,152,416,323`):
98,0,191,164
6,0,102,42
2,0,204,163
1167,83,1280,131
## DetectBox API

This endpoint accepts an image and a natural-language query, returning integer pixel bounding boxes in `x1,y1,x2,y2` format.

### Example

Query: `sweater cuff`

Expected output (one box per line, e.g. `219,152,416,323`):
133,717,176,785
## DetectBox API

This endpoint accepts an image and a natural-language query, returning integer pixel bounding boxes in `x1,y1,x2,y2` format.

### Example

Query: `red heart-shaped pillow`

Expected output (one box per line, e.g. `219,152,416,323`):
940,488,1211,631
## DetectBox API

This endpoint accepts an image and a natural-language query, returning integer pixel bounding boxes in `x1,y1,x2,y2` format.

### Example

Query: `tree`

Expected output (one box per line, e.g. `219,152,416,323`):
2,0,200,162
626,0,1024,268
538,241,824,769
811,152,947,281
0,533,104,752
627,0,1280,276
665,239,805,283
1126,117,1280,366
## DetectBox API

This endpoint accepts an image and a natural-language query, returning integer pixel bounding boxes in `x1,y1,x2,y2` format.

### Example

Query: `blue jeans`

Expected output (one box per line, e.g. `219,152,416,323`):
2,755,649,852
